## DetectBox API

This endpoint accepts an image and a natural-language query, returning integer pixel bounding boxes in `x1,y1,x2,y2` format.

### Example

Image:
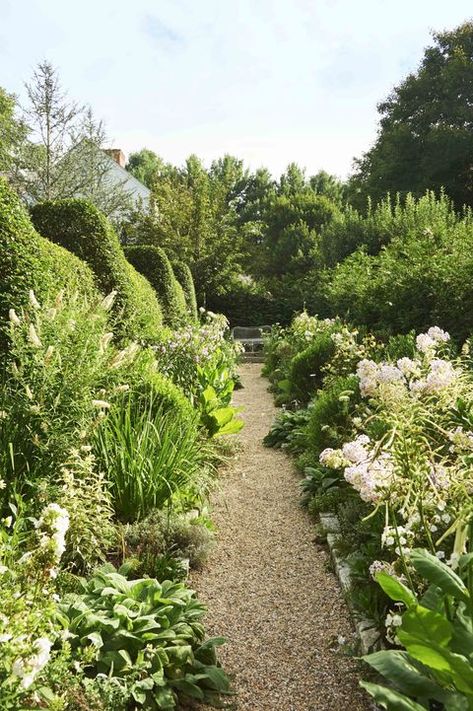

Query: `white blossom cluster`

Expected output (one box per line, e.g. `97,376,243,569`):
381,525,414,556
409,358,458,395
356,359,405,398
416,326,450,355
320,435,396,503
36,503,70,568
12,637,52,689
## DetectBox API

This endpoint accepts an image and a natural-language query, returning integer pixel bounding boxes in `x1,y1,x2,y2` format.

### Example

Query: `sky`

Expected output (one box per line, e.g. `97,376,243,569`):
1,0,472,179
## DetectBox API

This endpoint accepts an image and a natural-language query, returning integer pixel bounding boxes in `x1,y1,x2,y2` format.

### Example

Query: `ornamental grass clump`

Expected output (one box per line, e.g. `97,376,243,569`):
94,392,208,522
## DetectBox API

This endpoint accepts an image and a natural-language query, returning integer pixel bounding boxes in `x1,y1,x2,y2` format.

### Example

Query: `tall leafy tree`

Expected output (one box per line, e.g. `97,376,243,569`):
351,22,473,209
19,61,132,215
126,149,167,188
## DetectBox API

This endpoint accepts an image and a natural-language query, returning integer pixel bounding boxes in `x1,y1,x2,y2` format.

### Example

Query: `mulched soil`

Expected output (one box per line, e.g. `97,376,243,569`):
192,363,371,711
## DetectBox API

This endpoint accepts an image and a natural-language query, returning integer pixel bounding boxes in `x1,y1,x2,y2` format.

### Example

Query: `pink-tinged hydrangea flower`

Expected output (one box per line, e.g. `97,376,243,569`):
342,435,370,464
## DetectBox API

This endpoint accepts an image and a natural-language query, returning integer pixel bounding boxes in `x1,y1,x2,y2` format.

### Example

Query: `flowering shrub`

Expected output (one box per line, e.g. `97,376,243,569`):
319,327,473,574
0,503,68,708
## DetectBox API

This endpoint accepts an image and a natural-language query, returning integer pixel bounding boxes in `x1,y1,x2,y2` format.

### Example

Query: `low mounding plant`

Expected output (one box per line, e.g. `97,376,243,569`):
362,547,473,709
31,199,163,341
123,509,214,580
61,565,232,709
94,392,207,522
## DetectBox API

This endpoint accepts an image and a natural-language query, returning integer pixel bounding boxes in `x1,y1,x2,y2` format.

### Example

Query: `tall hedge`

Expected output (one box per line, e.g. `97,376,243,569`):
172,262,198,321
124,245,187,328
31,200,162,341
0,180,97,347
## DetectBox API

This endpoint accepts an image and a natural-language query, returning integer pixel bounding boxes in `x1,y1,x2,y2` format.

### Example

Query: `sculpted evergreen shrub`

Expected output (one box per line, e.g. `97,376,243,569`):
287,332,336,403
0,179,96,347
31,199,162,341
172,261,198,320
124,244,187,327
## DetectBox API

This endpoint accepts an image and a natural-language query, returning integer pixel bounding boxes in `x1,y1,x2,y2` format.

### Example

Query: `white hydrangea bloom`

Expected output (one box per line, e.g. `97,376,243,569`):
342,435,370,464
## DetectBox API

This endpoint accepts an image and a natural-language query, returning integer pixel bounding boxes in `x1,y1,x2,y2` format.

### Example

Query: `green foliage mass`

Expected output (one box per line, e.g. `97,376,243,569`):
0,179,97,348
325,192,473,340
305,375,360,460
31,199,162,341
172,261,198,320
351,22,473,210
61,566,232,709
124,244,187,328
287,332,336,403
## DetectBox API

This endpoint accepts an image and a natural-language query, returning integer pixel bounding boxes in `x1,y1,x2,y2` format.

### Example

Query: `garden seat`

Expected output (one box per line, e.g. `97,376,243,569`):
231,325,271,353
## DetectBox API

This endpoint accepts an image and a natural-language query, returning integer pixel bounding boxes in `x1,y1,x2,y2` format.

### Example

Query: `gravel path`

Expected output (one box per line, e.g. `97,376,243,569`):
192,363,370,710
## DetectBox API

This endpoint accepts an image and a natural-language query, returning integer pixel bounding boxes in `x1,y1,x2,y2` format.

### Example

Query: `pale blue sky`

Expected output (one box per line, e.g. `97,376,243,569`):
1,0,472,177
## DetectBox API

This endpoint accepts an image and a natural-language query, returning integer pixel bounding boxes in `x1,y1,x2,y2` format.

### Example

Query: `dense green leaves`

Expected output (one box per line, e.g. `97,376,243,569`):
31,198,163,340
351,23,473,209
61,566,232,709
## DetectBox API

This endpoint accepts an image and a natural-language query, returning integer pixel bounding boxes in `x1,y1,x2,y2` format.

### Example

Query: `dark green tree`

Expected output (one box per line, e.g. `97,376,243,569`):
351,22,473,209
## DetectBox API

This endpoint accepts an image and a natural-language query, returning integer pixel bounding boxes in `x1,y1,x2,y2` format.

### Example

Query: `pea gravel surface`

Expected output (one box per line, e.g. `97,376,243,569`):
192,363,371,711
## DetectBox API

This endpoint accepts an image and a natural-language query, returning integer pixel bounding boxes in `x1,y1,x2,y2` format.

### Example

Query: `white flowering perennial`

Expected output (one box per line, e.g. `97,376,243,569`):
320,435,396,503
410,358,458,395
416,326,450,355
36,503,70,568
12,637,52,689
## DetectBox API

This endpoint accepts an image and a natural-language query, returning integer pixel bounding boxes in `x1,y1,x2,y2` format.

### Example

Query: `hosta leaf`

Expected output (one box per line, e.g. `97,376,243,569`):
362,650,451,702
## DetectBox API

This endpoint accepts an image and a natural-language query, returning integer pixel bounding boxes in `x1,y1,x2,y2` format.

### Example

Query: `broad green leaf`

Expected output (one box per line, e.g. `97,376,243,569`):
400,605,453,648
411,549,470,603
362,650,452,702
375,571,417,607
360,681,427,710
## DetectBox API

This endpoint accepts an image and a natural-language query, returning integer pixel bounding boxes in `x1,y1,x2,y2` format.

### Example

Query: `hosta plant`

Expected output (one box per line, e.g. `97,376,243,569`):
60,565,232,709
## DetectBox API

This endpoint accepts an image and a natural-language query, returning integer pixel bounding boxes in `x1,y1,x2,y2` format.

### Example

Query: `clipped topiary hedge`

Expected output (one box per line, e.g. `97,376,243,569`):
172,262,198,321
288,332,336,403
31,199,162,341
0,179,97,348
124,245,187,328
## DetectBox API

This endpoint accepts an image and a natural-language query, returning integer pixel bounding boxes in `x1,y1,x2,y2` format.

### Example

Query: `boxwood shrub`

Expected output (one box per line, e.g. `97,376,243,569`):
288,332,336,403
124,245,187,327
0,179,97,348
172,261,198,321
30,199,162,341
305,374,360,461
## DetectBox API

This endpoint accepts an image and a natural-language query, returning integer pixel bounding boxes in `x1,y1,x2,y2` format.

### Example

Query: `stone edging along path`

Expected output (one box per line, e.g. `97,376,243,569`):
192,363,370,711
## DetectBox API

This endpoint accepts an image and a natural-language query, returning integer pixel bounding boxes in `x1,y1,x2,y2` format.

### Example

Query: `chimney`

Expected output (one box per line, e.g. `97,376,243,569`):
104,148,126,168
